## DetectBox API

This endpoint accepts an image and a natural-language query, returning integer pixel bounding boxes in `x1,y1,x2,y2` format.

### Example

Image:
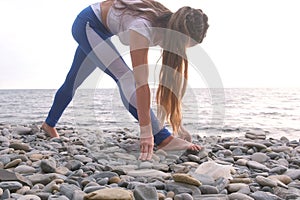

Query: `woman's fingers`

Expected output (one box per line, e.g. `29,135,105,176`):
139,143,153,161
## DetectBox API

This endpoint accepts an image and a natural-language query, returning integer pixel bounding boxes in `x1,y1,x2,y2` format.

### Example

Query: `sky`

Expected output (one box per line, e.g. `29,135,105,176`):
0,0,300,89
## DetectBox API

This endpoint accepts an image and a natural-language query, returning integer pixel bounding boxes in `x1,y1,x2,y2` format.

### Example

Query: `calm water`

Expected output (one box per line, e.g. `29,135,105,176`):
0,88,300,140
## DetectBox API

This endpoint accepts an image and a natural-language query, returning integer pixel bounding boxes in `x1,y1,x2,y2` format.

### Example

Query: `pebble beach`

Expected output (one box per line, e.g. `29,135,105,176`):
1,123,300,200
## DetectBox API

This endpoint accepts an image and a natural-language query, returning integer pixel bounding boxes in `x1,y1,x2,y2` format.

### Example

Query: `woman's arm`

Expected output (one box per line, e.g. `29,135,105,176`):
129,30,153,160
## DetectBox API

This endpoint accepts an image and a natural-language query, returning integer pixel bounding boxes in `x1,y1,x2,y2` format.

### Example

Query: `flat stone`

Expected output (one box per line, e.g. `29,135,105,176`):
243,142,267,150
245,131,266,140
269,166,288,175
4,158,22,169
227,183,249,193
247,161,270,172
0,181,22,191
74,155,93,163
166,182,201,197
174,193,193,200
251,152,269,163
173,173,202,187
284,169,300,180
133,185,157,200
0,169,32,187
17,194,41,200
84,188,134,200
60,183,81,199
128,169,169,178
249,191,282,200
199,185,219,194
40,159,56,173
269,175,292,185
195,161,233,180
14,165,36,174
228,193,254,200
256,175,277,187
9,142,31,151
12,126,32,135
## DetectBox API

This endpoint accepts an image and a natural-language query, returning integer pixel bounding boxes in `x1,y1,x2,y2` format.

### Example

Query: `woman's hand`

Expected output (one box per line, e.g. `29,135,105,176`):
139,132,154,161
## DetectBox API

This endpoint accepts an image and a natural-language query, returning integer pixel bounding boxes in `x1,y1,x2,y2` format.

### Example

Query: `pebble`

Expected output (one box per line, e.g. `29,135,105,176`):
1,124,300,200
173,173,202,186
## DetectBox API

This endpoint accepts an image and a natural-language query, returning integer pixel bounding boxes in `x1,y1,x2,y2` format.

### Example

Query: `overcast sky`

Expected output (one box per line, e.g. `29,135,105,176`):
0,0,300,89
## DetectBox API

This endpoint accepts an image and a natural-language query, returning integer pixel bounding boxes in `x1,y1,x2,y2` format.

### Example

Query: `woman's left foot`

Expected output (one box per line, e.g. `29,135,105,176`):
157,135,201,151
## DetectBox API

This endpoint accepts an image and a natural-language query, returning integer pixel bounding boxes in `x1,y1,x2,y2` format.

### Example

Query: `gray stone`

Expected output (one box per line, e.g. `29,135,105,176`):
133,185,158,200
4,158,22,169
17,195,41,200
196,194,229,200
14,165,36,174
40,159,56,173
128,169,169,178
1,189,11,200
74,155,93,163
12,126,32,135
245,131,266,140
285,169,300,180
174,193,193,200
227,183,249,193
251,152,269,163
199,185,219,194
189,173,215,186
65,160,82,171
243,142,267,150
270,166,288,175
9,142,31,151
48,195,70,200
228,193,254,200
72,190,86,200
59,183,81,199
0,181,22,191
0,155,11,165
247,160,270,172
166,182,201,197
256,175,278,187
249,191,283,200
0,169,32,187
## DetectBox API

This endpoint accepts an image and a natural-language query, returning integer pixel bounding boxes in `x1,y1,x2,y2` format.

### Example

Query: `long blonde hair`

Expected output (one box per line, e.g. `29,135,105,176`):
113,0,209,133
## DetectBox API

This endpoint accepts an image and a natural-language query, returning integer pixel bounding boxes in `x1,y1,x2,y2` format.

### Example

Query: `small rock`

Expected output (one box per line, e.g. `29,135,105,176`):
251,152,269,163
17,194,41,200
229,192,254,200
173,173,202,187
247,161,270,172
9,142,31,151
256,175,277,187
133,185,157,200
84,188,134,200
4,158,22,169
40,159,56,173
0,181,22,191
174,193,193,200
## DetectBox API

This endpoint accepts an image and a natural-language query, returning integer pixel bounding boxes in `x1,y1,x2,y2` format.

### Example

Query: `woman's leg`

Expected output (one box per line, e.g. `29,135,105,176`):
43,47,97,137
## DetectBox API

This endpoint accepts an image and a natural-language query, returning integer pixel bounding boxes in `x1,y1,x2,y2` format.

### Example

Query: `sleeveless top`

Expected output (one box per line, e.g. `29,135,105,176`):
91,1,159,46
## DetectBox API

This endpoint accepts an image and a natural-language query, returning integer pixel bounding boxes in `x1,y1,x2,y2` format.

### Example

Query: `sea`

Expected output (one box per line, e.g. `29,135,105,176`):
0,88,300,140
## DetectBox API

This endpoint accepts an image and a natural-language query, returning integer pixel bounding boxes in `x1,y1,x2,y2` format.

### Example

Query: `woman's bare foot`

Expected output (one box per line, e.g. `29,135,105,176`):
177,125,192,142
157,135,201,151
41,122,60,138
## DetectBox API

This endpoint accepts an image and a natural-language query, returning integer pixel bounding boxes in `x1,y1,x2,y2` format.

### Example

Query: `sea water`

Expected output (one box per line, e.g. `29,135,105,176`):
0,88,300,140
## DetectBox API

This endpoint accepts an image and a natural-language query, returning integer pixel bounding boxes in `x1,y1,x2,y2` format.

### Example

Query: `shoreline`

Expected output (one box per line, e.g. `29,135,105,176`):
0,123,300,200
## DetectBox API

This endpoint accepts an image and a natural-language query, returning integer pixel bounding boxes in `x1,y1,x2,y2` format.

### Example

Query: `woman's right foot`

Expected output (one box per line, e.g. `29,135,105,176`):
41,122,60,138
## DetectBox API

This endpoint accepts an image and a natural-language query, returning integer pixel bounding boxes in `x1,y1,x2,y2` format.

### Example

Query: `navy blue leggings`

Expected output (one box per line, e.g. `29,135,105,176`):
45,6,171,145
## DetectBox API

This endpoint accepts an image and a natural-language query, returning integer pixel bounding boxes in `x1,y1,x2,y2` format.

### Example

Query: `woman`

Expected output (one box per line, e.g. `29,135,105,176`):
42,0,209,160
